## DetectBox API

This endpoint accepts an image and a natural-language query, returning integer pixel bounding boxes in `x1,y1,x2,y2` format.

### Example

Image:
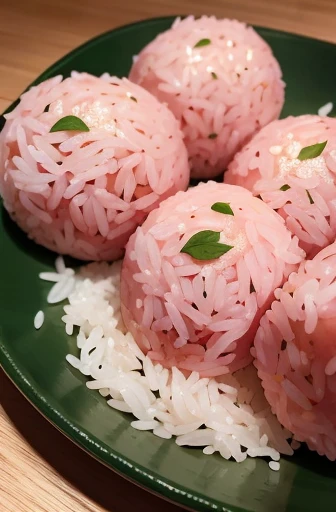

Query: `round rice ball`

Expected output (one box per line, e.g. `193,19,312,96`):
0,72,189,261
253,242,336,460
120,182,304,378
129,16,284,179
225,115,336,257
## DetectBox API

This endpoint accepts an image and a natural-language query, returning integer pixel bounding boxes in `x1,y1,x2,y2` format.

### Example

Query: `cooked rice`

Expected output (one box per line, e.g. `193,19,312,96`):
42,256,293,466
254,242,336,460
121,182,305,377
129,15,284,179
318,102,333,117
225,115,336,256
34,310,44,329
0,72,189,261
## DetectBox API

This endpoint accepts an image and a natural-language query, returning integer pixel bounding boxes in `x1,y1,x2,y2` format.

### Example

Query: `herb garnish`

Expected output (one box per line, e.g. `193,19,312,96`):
280,184,291,191
194,38,211,48
211,71,218,80
211,202,234,216
50,115,90,133
181,230,233,260
298,141,327,161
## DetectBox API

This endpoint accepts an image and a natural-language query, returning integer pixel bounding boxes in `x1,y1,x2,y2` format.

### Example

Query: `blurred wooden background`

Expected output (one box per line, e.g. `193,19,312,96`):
1,0,336,510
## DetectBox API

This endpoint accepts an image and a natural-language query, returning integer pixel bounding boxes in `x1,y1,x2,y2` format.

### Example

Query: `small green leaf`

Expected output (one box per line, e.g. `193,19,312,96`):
181,230,233,261
211,202,234,216
50,115,90,133
130,96,137,102
280,184,291,191
208,133,218,139
211,71,218,80
194,38,211,48
297,140,327,161
306,190,314,204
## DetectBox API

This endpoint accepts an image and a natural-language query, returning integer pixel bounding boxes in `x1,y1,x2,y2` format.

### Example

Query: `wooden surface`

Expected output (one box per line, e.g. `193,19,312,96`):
1,0,336,511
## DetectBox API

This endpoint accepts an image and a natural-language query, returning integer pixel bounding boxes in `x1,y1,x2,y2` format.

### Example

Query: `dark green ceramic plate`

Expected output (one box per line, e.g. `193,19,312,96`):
1,17,336,512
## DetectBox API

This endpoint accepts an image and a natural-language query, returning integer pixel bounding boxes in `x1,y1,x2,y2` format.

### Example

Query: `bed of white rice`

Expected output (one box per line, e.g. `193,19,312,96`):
37,256,297,470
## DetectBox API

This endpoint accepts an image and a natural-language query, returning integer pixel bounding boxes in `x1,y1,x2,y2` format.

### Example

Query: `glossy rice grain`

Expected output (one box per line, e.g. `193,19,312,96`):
0,72,189,261
130,16,284,179
225,115,336,256
254,242,336,460
121,182,304,377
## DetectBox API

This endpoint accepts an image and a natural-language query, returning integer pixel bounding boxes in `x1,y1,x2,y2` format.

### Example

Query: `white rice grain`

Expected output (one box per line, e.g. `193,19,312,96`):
34,310,44,330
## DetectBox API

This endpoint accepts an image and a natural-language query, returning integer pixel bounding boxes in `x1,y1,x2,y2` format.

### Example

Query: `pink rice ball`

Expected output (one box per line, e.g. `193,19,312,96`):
225,115,336,257
0,72,189,261
253,242,336,460
120,181,304,378
129,16,285,179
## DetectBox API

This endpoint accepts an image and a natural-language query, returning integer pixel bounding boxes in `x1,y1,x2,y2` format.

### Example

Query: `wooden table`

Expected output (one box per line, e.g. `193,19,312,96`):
1,0,336,510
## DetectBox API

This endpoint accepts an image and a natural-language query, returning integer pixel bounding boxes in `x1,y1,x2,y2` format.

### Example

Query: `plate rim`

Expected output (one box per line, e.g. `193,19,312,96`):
1,16,336,512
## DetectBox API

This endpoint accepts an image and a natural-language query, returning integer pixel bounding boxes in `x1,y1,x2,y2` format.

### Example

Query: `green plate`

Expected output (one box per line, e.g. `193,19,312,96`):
1,17,336,512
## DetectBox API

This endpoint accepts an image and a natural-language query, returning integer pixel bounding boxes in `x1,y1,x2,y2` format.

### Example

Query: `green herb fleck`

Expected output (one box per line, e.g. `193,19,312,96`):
181,230,233,261
211,71,218,80
194,38,211,48
130,96,137,102
208,133,218,139
298,140,327,161
211,202,234,216
50,115,89,133
280,184,291,191
306,190,314,204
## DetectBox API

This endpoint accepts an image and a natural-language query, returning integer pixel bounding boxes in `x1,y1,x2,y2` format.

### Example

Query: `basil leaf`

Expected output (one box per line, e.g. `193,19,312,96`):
306,190,314,204
181,230,233,260
280,184,291,191
211,202,234,216
298,140,327,161
208,133,218,139
194,38,211,48
211,71,218,80
50,115,90,133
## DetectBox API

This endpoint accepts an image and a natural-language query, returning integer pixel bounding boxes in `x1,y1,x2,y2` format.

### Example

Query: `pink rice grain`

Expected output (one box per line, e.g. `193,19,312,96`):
0,72,189,261
129,15,284,179
121,182,304,378
254,242,336,460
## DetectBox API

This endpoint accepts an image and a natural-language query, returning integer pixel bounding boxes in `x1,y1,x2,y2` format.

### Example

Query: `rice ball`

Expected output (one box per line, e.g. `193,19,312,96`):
129,16,284,179
0,72,189,261
253,242,336,460
120,182,304,377
225,115,336,257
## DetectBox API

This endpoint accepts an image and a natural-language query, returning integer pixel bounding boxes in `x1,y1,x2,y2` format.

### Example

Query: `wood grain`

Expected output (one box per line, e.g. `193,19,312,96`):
1,1,336,511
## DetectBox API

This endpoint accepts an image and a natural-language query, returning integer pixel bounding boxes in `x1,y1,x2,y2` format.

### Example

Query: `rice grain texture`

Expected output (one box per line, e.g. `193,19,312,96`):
0,72,189,261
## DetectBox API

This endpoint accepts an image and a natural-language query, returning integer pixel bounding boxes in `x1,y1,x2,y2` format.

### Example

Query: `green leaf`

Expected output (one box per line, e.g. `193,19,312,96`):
50,115,90,133
280,184,291,191
130,96,137,102
208,133,218,139
211,71,218,80
297,140,327,161
194,38,211,48
306,190,314,204
211,202,234,216
181,230,233,261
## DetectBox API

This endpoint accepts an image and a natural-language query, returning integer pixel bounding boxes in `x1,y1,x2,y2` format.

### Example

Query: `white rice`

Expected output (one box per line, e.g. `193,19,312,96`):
34,310,44,329
40,256,294,467
318,102,333,117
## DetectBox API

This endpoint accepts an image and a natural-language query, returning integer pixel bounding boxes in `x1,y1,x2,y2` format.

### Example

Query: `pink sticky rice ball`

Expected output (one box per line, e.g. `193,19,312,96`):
120,181,304,378
0,72,189,261
225,115,336,257
253,242,336,460
129,16,285,179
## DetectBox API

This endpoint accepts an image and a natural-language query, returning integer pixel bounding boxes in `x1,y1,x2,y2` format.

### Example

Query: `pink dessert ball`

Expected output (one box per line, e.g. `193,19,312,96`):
120,182,304,378
129,16,285,179
0,72,189,261
225,115,336,257
253,242,336,460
